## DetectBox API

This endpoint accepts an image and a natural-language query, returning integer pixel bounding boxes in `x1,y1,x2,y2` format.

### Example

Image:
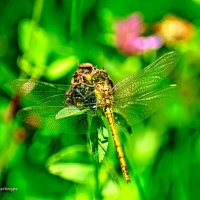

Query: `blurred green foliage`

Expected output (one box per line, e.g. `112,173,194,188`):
0,0,200,200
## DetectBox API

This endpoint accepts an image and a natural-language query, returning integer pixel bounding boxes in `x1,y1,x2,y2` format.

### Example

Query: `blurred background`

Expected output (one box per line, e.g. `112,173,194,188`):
0,0,200,199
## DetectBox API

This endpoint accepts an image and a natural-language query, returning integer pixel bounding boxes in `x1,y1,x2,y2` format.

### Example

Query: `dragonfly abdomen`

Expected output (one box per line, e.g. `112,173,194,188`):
104,107,131,183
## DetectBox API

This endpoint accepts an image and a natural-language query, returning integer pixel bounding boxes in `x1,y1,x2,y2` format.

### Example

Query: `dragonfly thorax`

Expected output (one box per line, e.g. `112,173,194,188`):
94,82,114,108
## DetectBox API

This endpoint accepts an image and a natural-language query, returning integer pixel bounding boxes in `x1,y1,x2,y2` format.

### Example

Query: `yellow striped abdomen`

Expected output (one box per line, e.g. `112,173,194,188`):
104,107,131,183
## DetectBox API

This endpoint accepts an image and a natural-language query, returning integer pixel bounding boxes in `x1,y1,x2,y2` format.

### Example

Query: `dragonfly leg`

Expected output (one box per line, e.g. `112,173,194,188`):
81,82,94,87
75,88,85,98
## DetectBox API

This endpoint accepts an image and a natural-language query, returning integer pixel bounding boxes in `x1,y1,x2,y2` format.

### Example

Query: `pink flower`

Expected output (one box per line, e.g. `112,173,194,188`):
115,14,163,55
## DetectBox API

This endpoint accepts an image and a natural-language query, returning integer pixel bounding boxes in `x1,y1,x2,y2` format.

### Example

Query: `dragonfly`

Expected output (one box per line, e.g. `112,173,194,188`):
13,51,177,183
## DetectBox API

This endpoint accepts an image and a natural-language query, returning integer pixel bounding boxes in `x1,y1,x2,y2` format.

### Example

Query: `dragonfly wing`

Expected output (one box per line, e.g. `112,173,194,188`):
114,84,177,125
12,79,69,106
114,112,132,134
17,106,88,135
113,51,178,99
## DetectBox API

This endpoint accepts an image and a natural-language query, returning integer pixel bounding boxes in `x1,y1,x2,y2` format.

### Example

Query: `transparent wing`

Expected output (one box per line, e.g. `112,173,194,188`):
113,51,178,100
12,79,69,106
114,84,177,125
13,79,99,133
17,106,89,134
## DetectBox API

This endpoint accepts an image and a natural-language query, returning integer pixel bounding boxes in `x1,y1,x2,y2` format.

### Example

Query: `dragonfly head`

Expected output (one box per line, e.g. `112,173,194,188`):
67,63,114,109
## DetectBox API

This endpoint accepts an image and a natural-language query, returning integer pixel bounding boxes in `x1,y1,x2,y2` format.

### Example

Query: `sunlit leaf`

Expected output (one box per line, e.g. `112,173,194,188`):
18,19,50,65
46,56,77,80
47,163,94,183
55,106,89,119
47,145,88,165
46,145,94,183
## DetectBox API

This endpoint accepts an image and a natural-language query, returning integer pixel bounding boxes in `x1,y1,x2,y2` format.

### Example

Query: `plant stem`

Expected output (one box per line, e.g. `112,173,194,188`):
94,163,102,200
70,0,82,43
132,167,148,200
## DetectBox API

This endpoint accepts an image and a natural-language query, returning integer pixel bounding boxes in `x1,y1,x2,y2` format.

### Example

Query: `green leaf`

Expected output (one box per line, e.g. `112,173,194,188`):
47,145,88,165
46,56,77,81
46,145,94,183
18,19,50,66
97,126,109,162
47,163,94,183
55,106,89,119
88,116,109,163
